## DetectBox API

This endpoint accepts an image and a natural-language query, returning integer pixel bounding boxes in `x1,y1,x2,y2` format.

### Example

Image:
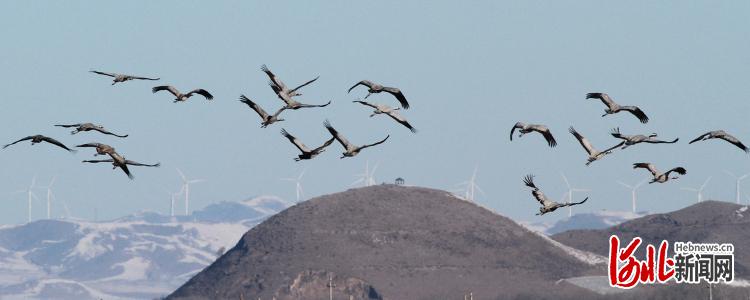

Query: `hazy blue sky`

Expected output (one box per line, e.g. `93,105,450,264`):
1,1,749,224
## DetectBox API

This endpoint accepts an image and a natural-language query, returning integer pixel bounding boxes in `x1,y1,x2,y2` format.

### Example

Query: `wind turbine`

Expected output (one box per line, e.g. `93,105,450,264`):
725,171,750,204
681,177,712,203
456,167,483,202
617,179,648,213
38,176,56,219
352,161,379,187
12,177,39,223
165,186,184,217
560,172,591,217
282,169,306,202
176,168,205,216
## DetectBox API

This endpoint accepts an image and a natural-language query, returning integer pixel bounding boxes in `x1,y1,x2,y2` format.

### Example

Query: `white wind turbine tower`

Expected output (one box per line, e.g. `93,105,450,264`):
282,169,306,202
456,167,483,202
165,186,184,217
176,168,205,216
12,177,39,223
725,170,750,204
560,172,591,217
617,179,648,213
352,161,379,187
39,176,57,219
681,177,712,203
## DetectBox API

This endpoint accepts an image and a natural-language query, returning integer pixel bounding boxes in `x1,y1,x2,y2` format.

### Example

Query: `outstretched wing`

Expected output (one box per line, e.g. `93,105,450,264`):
523,175,548,206
324,120,353,150
125,160,161,167
719,133,749,153
633,163,659,176
664,167,687,177
569,127,594,155
535,126,557,147
90,70,116,78
382,86,409,109
3,136,34,149
384,110,417,133
610,127,625,139
295,100,331,108
586,92,617,110
646,138,679,144
280,128,310,152
40,136,75,152
523,174,538,190
92,127,128,138
152,85,180,97
510,122,522,141
239,95,269,119
54,124,80,128
559,197,588,207
312,137,336,153
353,100,378,109
600,141,625,154
689,132,711,144
289,76,320,94
621,106,649,123
359,135,390,150
187,89,213,100
347,80,374,93
76,142,103,148
82,159,114,164
261,64,287,91
128,75,160,81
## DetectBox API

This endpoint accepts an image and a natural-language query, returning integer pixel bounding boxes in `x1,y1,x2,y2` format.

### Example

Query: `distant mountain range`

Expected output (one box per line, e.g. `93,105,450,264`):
0,195,291,300
523,210,646,235
169,185,606,300
553,201,750,278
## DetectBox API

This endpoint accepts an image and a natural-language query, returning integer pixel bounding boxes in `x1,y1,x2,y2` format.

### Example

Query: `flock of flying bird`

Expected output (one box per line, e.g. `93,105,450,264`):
512,92,749,215
2,67,414,179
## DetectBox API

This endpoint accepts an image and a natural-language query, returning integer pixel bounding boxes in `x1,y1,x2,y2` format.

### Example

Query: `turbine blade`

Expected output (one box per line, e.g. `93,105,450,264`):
559,172,571,189
176,168,187,182
617,181,633,189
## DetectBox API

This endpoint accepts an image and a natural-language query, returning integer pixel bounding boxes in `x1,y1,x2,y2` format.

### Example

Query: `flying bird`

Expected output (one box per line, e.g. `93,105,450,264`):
55,123,128,138
353,100,416,133
586,93,649,123
3,135,75,152
269,81,330,110
324,120,389,158
524,174,588,216
569,127,624,166
239,95,286,128
261,64,319,98
348,80,409,109
280,128,336,161
689,130,748,153
633,162,687,184
610,127,678,149
76,142,118,157
83,158,160,179
152,86,213,102
90,70,159,85
510,122,557,147
260,65,328,110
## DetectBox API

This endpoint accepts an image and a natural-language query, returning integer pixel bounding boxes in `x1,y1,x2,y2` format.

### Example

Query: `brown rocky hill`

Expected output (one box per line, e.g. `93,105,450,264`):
168,185,602,300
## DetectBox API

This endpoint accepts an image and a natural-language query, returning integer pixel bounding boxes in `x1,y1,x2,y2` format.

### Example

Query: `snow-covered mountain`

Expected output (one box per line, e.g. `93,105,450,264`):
0,195,291,300
521,209,646,235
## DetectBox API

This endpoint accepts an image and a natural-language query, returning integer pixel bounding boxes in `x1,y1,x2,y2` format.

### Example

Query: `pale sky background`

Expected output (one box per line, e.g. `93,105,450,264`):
0,1,749,225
